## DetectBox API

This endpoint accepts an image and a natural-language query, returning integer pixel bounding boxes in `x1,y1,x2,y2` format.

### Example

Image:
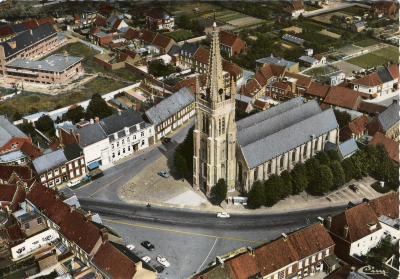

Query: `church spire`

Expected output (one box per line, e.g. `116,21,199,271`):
206,22,224,102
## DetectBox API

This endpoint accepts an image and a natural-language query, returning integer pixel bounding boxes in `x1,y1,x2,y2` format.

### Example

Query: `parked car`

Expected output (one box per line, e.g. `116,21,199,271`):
154,266,164,273
126,244,135,251
349,184,359,193
217,212,230,218
158,171,170,178
141,241,155,251
162,137,171,144
88,169,104,180
67,178,81,187
156,256,170,267
141,256,151,263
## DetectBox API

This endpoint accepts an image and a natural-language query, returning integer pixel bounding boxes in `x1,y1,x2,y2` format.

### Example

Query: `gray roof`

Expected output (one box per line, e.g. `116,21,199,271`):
237,97,305,131
239,103,338,169
339,138,359,158
298,55,318,64
145,87,194,126
33,149,67,174
0,150,26,164
0,115,27,147
282,34,304,45
100,109,144,135
7,54,83,73
238,100,321,146
378,102,399,132
235,94,253,104
377,67,393,83
63,144,83,161
256,55,297,68
77,123,107,147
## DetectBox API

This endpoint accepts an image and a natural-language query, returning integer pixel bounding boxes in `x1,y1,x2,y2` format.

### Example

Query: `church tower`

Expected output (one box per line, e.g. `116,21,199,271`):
193,22,237,195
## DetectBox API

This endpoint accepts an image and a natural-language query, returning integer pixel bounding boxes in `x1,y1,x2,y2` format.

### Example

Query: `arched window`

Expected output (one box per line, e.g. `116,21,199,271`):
292,150,296,162
280,155,285,170
218,118,222,135
303,144,308,158
222,117,225,133
267,162,272,173
254,168,258,181
314,139,318,150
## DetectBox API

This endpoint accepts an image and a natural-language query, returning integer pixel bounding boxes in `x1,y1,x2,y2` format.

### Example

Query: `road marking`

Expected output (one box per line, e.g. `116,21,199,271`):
196,238,218,274
103,218,261,244
89,176,122,197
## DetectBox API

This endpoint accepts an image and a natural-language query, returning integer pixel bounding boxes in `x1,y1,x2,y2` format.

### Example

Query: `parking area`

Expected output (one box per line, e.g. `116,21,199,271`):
326,177,382,203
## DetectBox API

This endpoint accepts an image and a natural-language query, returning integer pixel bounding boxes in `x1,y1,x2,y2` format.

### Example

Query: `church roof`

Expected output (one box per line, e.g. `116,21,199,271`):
238,100,338,169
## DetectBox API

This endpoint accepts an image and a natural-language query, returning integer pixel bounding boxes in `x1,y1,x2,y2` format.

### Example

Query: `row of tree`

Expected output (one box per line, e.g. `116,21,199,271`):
248,146,398,209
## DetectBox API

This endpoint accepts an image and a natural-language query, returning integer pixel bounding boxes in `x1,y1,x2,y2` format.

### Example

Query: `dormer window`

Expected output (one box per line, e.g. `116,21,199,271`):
368,223,377,231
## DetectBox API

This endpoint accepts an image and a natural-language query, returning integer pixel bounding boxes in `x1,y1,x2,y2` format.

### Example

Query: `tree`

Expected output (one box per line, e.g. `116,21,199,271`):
334,109,351,129
342,158,357,182
211,179,228,205
85,94,112,120
148,60,176,77
248,181,265,209
315,151,331,165
304,157,320,180
326,149,341,162
264,176,282,207
280,170,293,198
307,164,333,195
329,160,345,189
35,114,55,137
64,105,85,123
291,164,309,195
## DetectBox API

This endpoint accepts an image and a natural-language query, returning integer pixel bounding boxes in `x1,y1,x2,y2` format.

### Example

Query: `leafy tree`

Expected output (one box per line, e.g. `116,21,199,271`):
264,176,283,207
334,110,351,129
326,149,341,162
85,94,112,120
304,157,320,180
211,179,228,205
291,164,309,195
329,160,345,189
35,114,55,137
248,181,265,209
173,127,194,178
342,158,357,182
315,151,331,165
148,60,176,77
64,105,85,123
307,165,333,195
280,170,293,198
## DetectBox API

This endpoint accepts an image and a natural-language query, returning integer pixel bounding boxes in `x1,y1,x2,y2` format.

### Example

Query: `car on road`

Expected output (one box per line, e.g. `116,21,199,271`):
349,184,359,193
161,137,171,144
141,256,151,263
141,241,155,251
67,178,81,187
217,212,230,218
156,256,170,267
154,266,164,273
126,244,135,251
158,171,170,178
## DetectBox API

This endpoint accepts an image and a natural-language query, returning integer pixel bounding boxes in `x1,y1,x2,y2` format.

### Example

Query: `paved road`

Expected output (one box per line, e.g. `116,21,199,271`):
73,123,192,201
303,2,370,18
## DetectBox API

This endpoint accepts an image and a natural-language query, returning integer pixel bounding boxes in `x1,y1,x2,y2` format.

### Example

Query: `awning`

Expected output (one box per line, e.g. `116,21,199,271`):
87,161,100,171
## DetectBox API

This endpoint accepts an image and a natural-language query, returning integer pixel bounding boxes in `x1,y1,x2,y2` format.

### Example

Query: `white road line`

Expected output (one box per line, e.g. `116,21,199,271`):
196,238,218,274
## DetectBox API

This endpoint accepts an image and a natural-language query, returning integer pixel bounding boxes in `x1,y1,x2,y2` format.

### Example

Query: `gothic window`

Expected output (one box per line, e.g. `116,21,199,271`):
222,117,225,134
267,161,272,173
280,155,285,170
314,139,318,150
254,168,258,181
303,144,308,158
218,118,222,135
292,150,296,162
221,163,226,179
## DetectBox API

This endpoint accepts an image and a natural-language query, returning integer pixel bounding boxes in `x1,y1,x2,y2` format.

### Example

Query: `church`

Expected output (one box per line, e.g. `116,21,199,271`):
192,23,339,195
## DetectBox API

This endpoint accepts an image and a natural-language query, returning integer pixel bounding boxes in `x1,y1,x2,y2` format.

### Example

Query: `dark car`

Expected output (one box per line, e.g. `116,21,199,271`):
349,184,359,193
141,241,155,251
154,265,164,273
162,137,171,144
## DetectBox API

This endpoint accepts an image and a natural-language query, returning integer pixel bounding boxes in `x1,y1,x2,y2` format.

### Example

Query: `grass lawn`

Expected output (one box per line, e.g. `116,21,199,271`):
0,77,127,120
354,38,379,47
341,5,368,16
347,47,398,68
165,29,194,42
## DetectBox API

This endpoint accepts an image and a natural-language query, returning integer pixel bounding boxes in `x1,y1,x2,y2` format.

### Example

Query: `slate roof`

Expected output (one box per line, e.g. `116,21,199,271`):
338,138,359,158
7,54,82,73
32,149,67,174
180,42,198,56
377,102,399,132
256,55,297,68
0,24,56,58
238,101,338,169
145,87,194,126
282,34,304,45
299,55,318,64
63,144,83,161
0,115,27,147
76,123,107,147
100,109,144,135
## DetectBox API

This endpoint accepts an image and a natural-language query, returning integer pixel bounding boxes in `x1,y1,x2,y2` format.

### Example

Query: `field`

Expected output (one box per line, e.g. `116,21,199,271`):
347,47,398,69
202,9,265,28
311,11,349,24
354,38,380,48
165,29,194,42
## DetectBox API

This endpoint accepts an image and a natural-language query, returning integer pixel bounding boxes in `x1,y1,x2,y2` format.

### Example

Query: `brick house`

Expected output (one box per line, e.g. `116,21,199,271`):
266,80,293,100
367,100,399,141
218,30,247,57
369,132,399,163
32,144,86,188
284,0,305,18
322,86,362,111
339,115,369,142
195,223,336,279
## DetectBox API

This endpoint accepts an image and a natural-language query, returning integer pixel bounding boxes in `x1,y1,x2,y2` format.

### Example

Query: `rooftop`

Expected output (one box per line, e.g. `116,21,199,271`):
0,115,27,147
256,55,297,68
32,149,67,174
7,54,83,73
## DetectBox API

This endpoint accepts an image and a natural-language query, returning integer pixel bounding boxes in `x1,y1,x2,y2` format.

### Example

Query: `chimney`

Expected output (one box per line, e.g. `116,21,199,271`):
317,216,324,224
343,225,349,238
281,233,288,241
8,41,16,49
100,227,108,243
216,256,224,267
247,246,255,256
325,216,332,229
95,116,100,123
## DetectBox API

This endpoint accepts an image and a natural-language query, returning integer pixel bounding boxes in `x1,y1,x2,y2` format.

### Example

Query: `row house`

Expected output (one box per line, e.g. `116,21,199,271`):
284,0,305,18
26,183,157,278
32,144,86,187
194,223,336,279
339,115,369,142
218,30,247,57
145,87,195,140
0,18,55,42
124,28,176,55
236,98,339,192
145,7,175,31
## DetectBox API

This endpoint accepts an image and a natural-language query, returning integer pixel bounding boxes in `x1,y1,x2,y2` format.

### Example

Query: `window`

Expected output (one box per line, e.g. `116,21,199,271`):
254,169,258,181
292,151,296,162
123,148,125,154
76,169,80,176
128,146,131,151
325,248,329,256
222,117,225,133
24,223,30,229
303,144,308,158
74,161,79,167
280,156,285,170
288,265,292,274
311,255,316,263
314,139,318,150
305,258,309,266
37,217,42,224
298,260,302,269
267,162,272,173
118,151,120,156
318,252,322,260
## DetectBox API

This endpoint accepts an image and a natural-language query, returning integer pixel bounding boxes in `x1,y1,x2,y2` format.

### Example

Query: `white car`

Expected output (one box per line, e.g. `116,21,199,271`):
156,256,170,267
67,179,80,187
217,212,230,218
126,244,135,251
141,256,151,263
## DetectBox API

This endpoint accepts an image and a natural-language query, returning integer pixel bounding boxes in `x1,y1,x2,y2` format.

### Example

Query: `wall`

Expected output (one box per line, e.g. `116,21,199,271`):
83,138,111,168
350,228,384,256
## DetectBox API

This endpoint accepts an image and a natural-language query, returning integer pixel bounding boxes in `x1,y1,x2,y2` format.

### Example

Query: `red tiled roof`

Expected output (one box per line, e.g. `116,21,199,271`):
388,64,399,79
253,99,269,110
0,165,34,182
94,16,107,27
358,101,387,114
222,60,242,77
241,79,261,97
369,192,399,219
37,18,55,26
20,141,42,159
0,25,14,37
141,29,156,44
284,72,312,88
324,86,361,110
330,203,381,243
219,31,239,47
306,82,331,98
153,33,174,49
93,242,137,278
193,47,209,65
5,223,24,242
22,19,39,30
273,81,291,90
344,115,369,136
369,132,399,163
0,184,18,202
124,28,140,40
352,72,382,87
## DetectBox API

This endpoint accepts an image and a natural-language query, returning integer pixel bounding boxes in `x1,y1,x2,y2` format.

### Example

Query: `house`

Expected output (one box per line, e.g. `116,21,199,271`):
194,223,336,279
145,87,195,140
338,138,359,159
32,144,86,188
367,100,399,141
323,86,362,111
282,34,305,46
305,82,331,100
256,54,299,73
218,30,247,57
0,182,26,212
283,71,312,96
145,7,174,31
0,164,35,185
298,55,327,68
266,80,293,100
352,65,399,98
369,132,399,163
92,31,115,46
340,115,369,142
284,0,305,18
352,21,366,33
370,0,399,19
